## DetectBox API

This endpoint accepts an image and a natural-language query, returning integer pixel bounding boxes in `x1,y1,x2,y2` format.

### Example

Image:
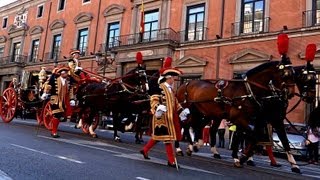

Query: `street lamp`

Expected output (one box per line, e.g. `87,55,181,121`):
94,51,117,77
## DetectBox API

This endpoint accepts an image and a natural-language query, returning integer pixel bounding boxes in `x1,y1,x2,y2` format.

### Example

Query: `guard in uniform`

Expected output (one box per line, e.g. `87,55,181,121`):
43,66,73,138
140,57,190,167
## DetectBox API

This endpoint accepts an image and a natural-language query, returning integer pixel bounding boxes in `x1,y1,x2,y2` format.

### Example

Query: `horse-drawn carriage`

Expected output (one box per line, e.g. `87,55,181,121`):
0,68,51,125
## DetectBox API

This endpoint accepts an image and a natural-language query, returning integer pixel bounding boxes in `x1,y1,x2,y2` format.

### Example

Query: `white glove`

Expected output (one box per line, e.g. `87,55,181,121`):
155,105,167,118
179,108,190,121
70,100,76,106
41,93,49,100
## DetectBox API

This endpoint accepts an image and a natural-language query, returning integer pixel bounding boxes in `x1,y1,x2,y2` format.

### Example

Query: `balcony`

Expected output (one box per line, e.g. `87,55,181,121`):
44,51,62,63
231,17,270,36
179,28,208,43
303,10,320,27
26,54,41,64
112,28,179,48
0,55,27,65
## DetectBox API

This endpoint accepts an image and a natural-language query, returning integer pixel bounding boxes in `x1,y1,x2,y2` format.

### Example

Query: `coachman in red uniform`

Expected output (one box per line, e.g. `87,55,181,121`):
140,57,190,168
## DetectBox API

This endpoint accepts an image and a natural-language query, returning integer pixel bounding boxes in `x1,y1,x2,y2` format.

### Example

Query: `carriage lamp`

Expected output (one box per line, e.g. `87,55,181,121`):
93,51,117,76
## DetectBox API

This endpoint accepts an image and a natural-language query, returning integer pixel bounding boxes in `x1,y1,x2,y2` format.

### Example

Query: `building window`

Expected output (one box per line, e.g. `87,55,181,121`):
0,47,4,57
312,0,320,25
37,5,44,18
12,42,21,62
241,0,265,33
77,28,88,56
185,4,205,41
107,22,120,49
51,34,61,59
2,17,7,28
30,39,40,62
83,0,90,3
143,10,159,41
58,0,66,11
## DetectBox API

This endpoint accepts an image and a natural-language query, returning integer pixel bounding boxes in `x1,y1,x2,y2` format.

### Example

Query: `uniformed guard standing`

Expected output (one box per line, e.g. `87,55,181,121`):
140,57,190,168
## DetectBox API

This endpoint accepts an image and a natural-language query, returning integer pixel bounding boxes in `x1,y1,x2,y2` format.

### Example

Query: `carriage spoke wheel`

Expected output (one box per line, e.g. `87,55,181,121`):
0,87,18,123
36,108,43,125
81,108,99,134
43,101,53,130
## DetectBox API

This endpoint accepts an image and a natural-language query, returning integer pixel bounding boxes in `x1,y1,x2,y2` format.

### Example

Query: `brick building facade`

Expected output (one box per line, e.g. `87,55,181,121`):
0,0,319,123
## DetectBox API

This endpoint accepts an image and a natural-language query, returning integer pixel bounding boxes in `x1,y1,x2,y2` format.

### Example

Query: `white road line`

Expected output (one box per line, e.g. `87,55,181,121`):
10,144,85,164
115,153,223,176
0,170,12,180
136,177,150,180
38,135,121,154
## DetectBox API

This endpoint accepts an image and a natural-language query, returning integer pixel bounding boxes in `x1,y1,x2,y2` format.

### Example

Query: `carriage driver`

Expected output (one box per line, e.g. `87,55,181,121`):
140,57,190,168
42,67,73,138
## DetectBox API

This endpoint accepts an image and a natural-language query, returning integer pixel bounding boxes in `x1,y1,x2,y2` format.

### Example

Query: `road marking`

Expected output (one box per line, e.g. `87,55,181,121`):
136,177,150,180
10,144,85,164
38,135,122,154
115,153,223,176
0,170,12,180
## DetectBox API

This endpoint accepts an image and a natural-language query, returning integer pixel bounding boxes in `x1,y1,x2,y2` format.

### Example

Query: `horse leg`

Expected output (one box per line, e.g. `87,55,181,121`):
273,121,300,173
75,108,84,129
135,114,142,144
230,130,242,167
113,112,122,142
210,121,221,159
88,110,98,138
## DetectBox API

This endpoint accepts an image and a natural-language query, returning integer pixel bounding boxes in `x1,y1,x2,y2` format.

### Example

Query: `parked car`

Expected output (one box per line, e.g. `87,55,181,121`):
272,122,308,157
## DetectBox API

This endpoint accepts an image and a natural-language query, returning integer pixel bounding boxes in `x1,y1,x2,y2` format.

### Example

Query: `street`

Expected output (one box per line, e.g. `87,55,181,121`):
0,118,319,180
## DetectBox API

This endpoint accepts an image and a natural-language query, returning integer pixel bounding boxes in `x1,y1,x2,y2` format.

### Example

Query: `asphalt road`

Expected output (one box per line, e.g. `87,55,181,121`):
0,118,319,180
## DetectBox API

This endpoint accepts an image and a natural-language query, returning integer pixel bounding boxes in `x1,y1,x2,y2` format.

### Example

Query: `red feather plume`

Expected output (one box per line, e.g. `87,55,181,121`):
163,57,172,68
305,44,317,62
277,33,289,55
136,52,143,64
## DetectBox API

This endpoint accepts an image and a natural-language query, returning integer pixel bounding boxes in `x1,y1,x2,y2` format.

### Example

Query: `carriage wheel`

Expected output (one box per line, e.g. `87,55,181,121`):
36,108,43,125
43,101,53,130
0,87,18,123
81,108,99,134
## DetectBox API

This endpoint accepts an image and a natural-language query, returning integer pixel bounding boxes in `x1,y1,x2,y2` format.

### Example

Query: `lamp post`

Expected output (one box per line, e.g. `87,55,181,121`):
94,51,116,77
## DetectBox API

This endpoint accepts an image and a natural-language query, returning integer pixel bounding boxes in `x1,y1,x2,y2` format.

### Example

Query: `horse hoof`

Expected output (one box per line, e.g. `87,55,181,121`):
186,149,192,156
291,167,301,174
234,162,243,168
91,134,98,138
74,125,80,129
114,137,122,142
246,160,256,166
176,151,184,156
193,146,199,152
135,140,141,144
213,154,221,159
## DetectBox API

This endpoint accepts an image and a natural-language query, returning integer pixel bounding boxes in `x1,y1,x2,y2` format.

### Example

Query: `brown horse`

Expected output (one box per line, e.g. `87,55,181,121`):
176,57,301,171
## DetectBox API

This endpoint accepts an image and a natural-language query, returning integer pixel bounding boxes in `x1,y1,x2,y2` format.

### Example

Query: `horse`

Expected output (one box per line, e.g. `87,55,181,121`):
176,57,303,172
227,63,317,168
75,65,150,139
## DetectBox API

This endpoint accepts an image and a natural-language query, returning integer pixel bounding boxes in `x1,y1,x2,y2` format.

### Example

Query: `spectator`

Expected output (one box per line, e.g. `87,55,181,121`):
203,122,211,146
218,119,228,148
306,126,319,165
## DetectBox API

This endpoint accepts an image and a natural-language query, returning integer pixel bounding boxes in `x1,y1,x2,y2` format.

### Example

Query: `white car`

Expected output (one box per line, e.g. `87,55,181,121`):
272,123,308,157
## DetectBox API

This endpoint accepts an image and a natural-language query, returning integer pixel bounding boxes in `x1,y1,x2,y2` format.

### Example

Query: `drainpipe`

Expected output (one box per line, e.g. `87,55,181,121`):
215,0,225,79
41,1,52,63
91,0,102,71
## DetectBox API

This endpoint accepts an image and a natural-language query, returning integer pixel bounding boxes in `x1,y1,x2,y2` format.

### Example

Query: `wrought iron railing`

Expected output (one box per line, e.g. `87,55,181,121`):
179,27,208,42
231,17,270,36
111,28,179,47
44,51,61,62
0,55,27,65
302,10,320,27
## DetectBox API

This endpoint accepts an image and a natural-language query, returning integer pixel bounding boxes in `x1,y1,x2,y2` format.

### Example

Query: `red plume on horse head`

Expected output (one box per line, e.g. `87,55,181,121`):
305,44,317,62
136,51,143,65
277,33,289,55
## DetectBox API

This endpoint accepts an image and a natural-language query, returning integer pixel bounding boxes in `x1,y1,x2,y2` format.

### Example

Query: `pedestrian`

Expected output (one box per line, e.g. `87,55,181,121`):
306,126,319,164
139,57,190,167
218,119,228,148
42,66,73,138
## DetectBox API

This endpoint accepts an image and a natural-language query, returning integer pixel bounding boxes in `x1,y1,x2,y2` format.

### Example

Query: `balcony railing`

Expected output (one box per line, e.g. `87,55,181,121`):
112,28,179,47
26,54,42,64
231,17,270,36
45,51,61,62
0,55,27,65
303,10,320,27
179,27,208,43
